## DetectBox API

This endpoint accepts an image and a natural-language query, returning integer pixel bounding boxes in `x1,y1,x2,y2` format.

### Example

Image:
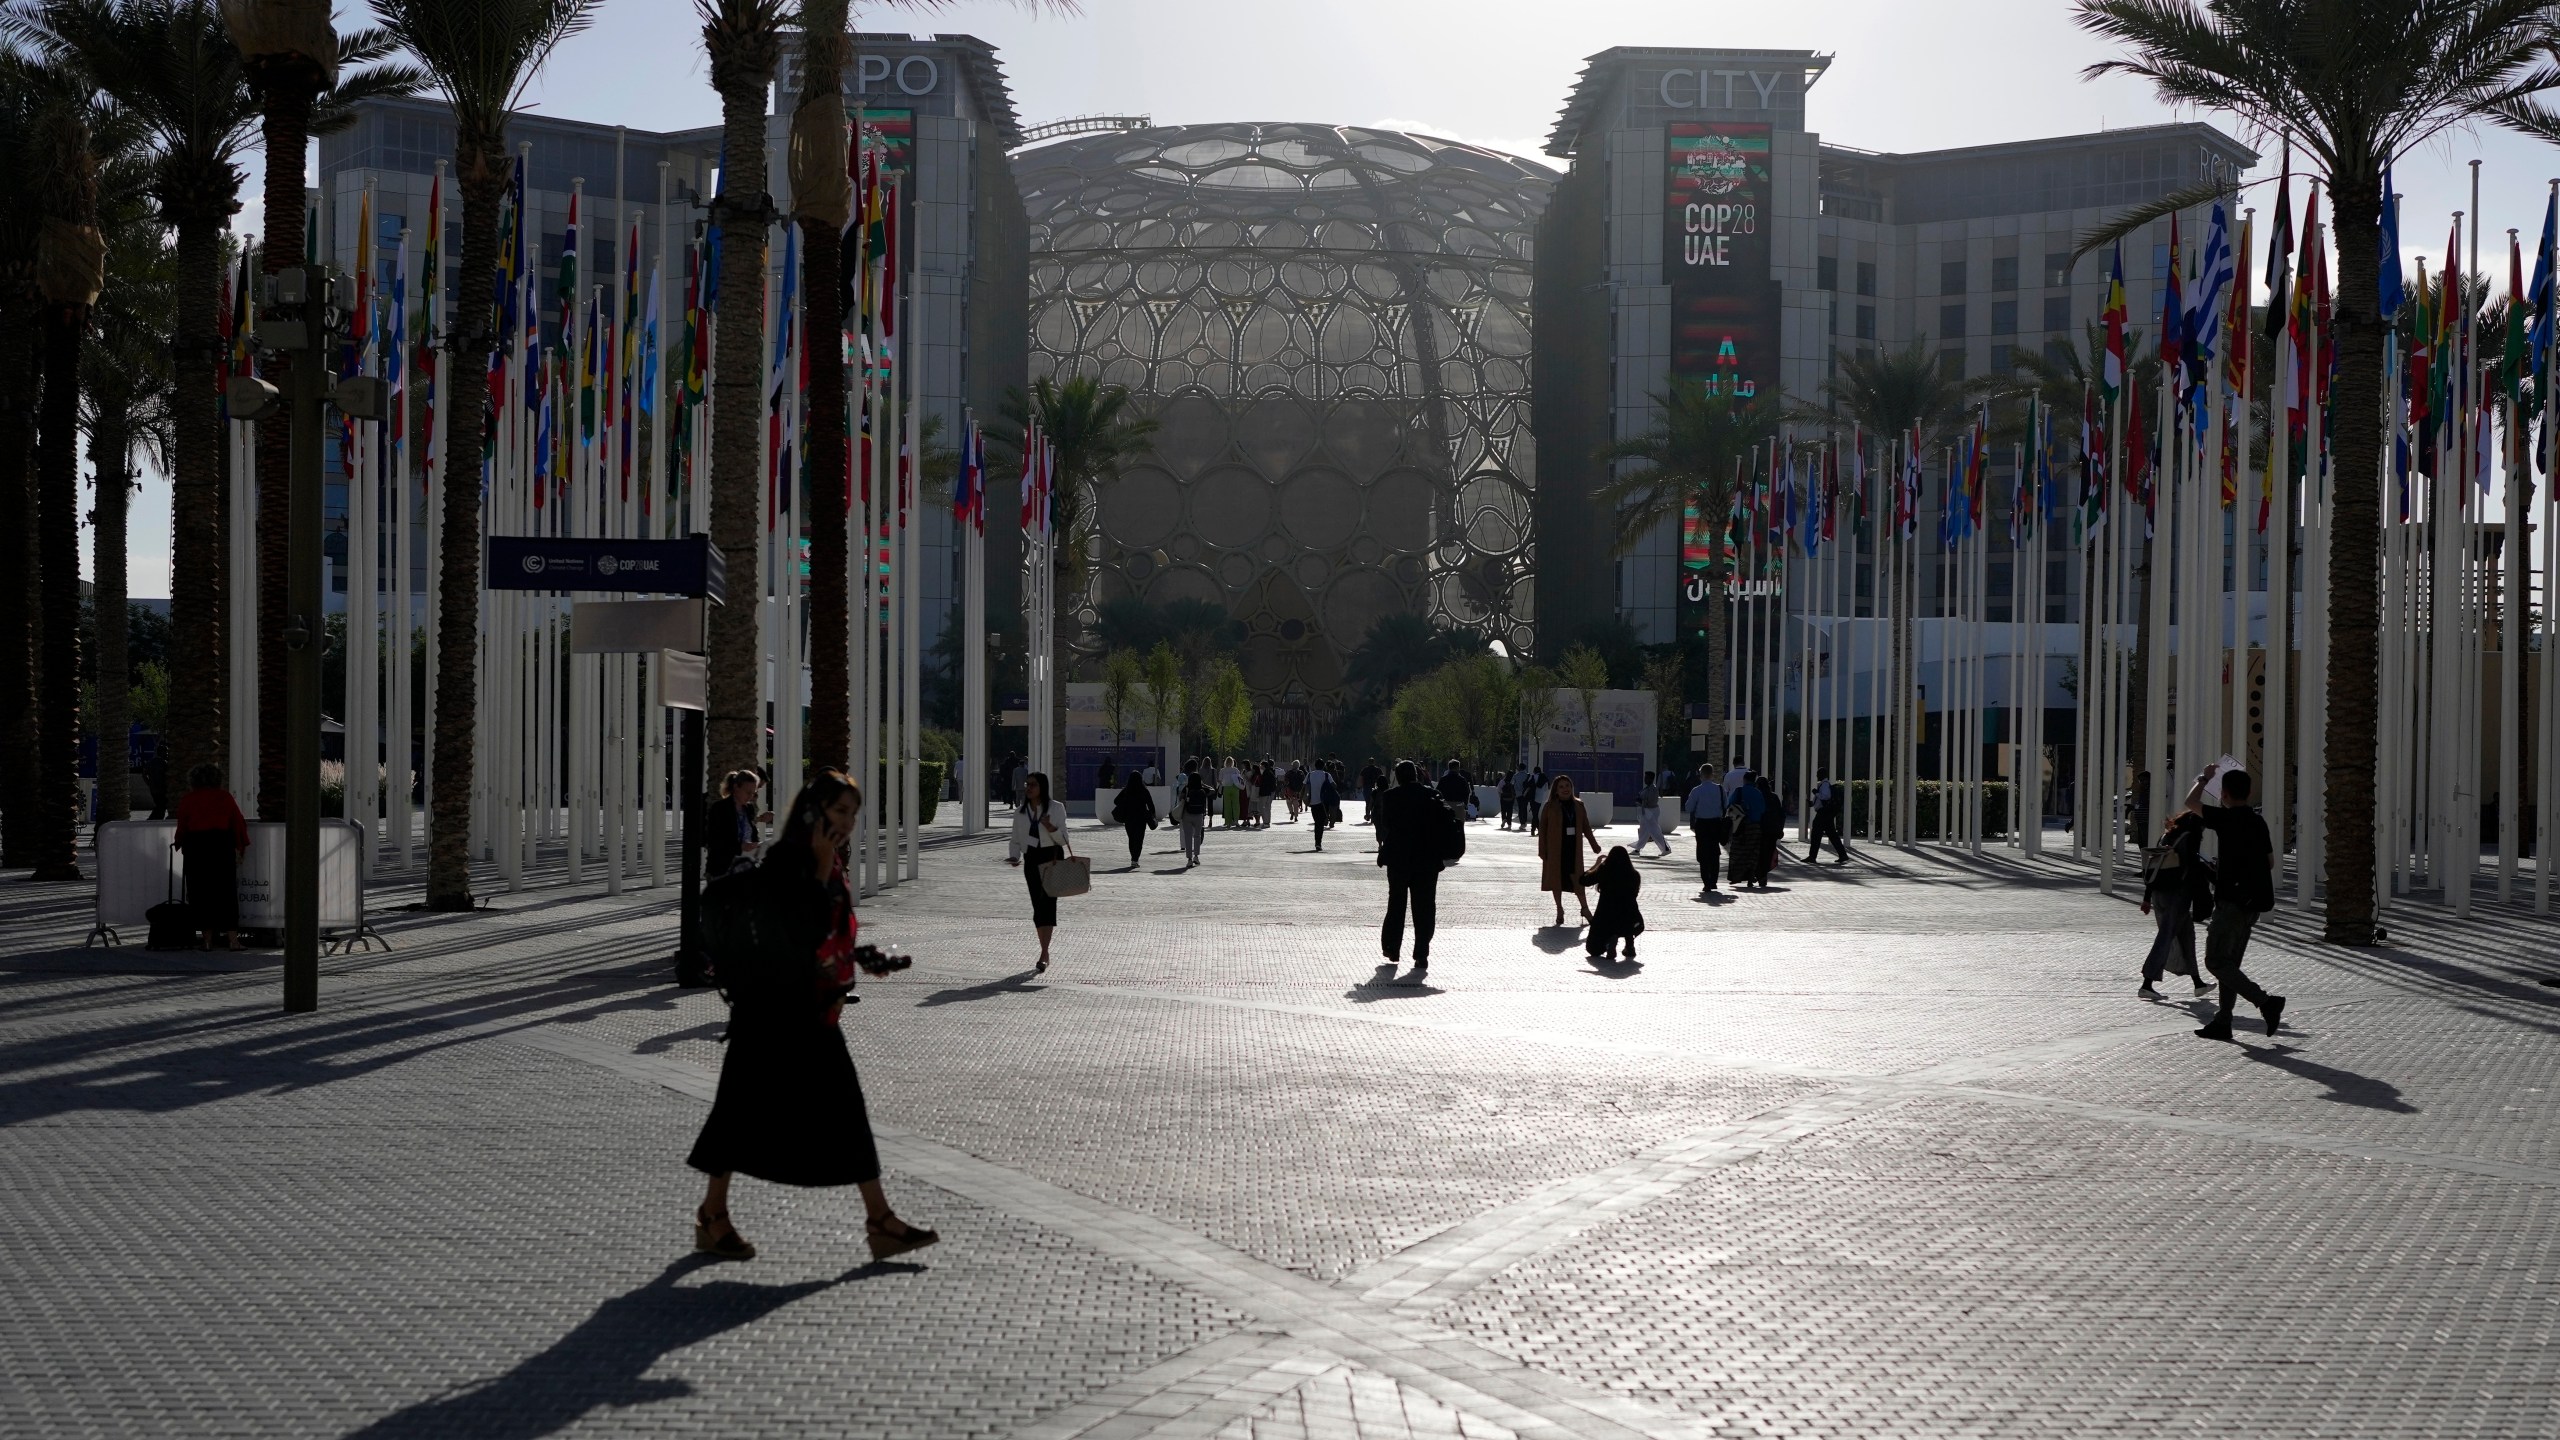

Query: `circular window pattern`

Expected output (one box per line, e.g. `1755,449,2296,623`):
1187,465,1273,549
1020,121,1554,709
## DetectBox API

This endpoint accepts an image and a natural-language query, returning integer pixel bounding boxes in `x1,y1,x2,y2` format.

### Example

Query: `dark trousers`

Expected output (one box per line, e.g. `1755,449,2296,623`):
2206,901,2270,1022
1123,820,1147,864
1313,805,1332,848
2142,890,2197,982
1024,845,1062,928
1693,820,1727,889
1383,866,1438,962
1806,808,1847,862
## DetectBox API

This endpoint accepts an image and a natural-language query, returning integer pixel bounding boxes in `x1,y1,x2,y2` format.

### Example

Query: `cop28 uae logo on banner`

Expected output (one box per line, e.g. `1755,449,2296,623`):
1665,121,1781,403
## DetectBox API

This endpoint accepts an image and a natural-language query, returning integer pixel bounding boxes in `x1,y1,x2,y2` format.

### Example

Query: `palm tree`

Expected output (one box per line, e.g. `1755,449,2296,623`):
791,0,851,771
0,59,46,865
81,177,176,828
20,0,414,795
2072,0,2560,943
995,372,1161,754
1593,378,1777,772
26,79,114,878
369,0,596,909
699,0,787,788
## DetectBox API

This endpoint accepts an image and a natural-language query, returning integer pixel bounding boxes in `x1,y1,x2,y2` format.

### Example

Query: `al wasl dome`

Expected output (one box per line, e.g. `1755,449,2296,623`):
1018,122,1551,720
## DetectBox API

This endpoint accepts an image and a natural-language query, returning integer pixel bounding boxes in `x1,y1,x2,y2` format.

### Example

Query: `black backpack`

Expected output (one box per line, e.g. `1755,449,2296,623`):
1182,775,1210,815
697,861,772,997
1439,799,1468,864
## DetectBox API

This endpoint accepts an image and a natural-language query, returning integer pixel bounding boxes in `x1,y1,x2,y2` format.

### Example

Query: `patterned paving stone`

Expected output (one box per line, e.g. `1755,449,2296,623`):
1446,1097,2560,1437
3,817,2554,1439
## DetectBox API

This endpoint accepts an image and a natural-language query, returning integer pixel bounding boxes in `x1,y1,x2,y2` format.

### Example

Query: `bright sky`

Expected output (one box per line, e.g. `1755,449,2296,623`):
116,0,2560,596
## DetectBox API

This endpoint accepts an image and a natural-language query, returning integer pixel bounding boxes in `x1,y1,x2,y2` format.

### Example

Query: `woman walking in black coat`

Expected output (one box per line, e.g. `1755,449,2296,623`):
1111,771,1158,869
687,771,936,1264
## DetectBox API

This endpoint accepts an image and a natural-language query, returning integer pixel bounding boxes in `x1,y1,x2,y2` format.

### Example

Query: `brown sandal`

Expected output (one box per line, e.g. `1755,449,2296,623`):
866,1214,939,1261
695,1204,756,1261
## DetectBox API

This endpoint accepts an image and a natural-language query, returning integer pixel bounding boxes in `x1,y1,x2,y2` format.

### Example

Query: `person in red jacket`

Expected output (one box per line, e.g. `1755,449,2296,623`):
171,765,249,950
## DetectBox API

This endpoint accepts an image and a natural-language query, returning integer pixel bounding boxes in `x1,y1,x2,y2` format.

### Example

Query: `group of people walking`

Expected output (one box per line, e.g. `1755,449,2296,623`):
1675,764,1807,895
2139,761,2286,1041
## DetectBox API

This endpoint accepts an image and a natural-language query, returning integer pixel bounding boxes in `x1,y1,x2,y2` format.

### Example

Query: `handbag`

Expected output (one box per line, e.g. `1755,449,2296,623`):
1036,812,1091,898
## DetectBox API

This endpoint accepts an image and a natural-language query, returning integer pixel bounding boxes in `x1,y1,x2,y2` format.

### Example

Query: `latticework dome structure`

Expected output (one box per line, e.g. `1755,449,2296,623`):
1018,122,1551,713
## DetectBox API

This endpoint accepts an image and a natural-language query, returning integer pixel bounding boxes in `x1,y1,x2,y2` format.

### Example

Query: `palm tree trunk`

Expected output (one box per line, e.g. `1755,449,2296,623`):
92,413,130,829
163,215,227,789
253,70,317,820
798,15,850,773
32,298,85,878
705,76,773,786
0,296,36,866
2320,175,2385,945
425,139,507,910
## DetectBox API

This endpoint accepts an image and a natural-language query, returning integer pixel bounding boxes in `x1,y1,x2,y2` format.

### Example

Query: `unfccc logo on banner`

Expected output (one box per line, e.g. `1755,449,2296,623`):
521,555,545,575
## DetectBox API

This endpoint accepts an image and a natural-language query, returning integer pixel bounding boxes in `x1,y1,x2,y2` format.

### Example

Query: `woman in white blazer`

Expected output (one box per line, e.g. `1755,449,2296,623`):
1007,772,1071,972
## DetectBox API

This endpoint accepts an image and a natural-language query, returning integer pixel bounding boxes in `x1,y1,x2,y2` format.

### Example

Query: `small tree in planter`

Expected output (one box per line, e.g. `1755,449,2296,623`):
1203,658,1253,758
1142,641,1183,770
1515,664,1559,768
1102,647,1142,766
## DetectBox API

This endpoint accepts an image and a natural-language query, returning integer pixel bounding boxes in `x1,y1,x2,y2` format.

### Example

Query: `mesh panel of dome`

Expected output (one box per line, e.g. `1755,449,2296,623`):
1021,121,1551,712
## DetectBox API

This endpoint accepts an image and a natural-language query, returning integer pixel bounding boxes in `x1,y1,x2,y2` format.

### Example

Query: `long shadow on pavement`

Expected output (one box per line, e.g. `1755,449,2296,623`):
341,1254,919,1439
917,971,1046,1006
2243,1043,2418,1112
0,961,688,1127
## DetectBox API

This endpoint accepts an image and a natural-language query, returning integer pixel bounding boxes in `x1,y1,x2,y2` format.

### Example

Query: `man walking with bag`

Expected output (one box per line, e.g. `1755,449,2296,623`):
2186,762,2285,1040
1682,764,1729,896
1376,760,1457,978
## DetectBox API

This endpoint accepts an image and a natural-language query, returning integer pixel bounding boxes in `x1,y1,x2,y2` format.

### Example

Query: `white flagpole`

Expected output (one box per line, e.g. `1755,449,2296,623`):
963,421,986,835
903,288,922,877
882,275,903,886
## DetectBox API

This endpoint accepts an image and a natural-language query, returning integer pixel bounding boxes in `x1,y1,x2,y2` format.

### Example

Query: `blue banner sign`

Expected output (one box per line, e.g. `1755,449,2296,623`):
486,535,725,602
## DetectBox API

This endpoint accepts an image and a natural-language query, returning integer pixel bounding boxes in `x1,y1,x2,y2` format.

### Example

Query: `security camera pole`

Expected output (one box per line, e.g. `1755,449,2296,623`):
233,264,383,1015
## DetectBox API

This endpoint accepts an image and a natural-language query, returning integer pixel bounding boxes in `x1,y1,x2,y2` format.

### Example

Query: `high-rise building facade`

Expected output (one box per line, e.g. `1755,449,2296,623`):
1534,46,2255,650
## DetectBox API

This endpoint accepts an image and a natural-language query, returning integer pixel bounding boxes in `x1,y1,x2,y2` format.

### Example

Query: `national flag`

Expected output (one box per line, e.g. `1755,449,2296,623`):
2263,145,2294,342
2100,244,2128,405
2224,210,2251,397
2186,201,2231,388
2159,211,2185,386
954,418,983,530
2530,186,2557,392
556,188,580,351
2507,232,2527,414
2378,166,2405,323
579,293,598,440
387,230,406,397
768,224,798,518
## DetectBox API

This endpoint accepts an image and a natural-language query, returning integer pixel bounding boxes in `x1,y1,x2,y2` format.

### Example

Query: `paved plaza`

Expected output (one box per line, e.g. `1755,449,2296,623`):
3,805,2557,1438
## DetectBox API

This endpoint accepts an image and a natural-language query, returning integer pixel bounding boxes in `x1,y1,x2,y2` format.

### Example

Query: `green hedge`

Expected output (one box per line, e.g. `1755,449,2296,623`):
877,759,946,825
1845,780,2010,839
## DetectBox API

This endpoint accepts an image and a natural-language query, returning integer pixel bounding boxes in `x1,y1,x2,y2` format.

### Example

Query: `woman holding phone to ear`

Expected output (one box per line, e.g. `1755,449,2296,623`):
687,770,937,1264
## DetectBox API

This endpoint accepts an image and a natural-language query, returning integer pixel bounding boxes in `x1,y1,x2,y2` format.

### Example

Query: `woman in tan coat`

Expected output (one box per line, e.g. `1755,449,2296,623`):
1537,774,1603,926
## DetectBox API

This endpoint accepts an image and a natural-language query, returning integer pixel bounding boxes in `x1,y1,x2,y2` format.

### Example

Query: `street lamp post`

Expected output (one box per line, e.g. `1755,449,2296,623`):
233,264,380,1014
